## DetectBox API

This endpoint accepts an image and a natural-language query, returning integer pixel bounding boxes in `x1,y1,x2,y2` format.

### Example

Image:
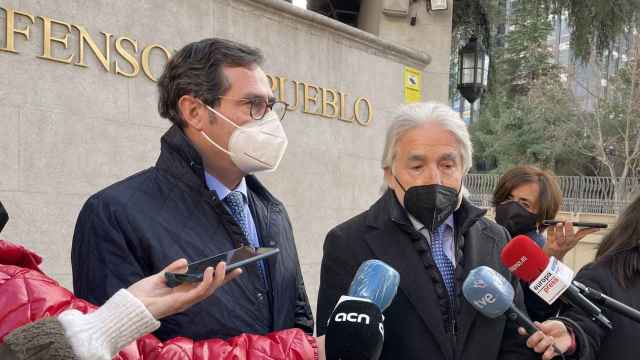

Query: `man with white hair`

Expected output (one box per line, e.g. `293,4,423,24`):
316,102,542,359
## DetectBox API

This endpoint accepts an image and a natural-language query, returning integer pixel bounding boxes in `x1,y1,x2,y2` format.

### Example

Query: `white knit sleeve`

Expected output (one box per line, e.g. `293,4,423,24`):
58,289,161,360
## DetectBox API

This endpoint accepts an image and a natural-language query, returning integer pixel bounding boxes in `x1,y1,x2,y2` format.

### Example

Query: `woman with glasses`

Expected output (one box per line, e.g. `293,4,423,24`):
492,165,599,260
491,165,600,321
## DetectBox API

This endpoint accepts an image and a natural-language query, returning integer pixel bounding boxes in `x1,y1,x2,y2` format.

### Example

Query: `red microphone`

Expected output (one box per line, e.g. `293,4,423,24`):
500,235,612,329
500,235,549,283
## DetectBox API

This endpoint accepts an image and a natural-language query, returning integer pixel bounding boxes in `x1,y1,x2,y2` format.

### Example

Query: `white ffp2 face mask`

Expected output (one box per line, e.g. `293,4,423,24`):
200,105,288,174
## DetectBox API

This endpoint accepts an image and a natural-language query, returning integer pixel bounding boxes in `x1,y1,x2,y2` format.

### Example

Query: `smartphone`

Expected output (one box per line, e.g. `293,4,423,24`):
165,246,280,288
542,220,608,229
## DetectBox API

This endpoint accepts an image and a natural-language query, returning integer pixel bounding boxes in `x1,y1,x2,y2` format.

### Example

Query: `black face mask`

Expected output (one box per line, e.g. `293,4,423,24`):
0,201,7,234
395,177,459,234
495,201,538,236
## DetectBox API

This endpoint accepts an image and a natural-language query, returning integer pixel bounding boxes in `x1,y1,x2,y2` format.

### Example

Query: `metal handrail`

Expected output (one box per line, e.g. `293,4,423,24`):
464,174,640,215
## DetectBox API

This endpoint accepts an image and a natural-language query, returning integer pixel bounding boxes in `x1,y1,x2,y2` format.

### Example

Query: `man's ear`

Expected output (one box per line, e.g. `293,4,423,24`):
178,95,208,131
383,167,395,190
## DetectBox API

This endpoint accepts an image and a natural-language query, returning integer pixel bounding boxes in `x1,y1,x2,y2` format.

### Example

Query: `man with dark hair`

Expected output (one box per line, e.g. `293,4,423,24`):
72,38,313,341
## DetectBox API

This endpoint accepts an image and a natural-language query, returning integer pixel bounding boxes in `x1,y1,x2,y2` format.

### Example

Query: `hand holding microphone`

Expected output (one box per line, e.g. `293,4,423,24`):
463,266,568,358
519,320,574,360
501,235,612,329
325,259,400,360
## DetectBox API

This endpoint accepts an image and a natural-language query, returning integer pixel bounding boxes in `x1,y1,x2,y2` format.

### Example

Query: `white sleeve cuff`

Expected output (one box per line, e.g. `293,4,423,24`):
59,289,161,360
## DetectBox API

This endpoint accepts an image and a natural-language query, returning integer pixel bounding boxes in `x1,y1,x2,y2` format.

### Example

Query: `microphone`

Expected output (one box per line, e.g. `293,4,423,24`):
463,266,565,356
573,280,640,324
0,201,8,233
501,235,612,329
325,260,400,360
347,259,400,311
463,266,538,335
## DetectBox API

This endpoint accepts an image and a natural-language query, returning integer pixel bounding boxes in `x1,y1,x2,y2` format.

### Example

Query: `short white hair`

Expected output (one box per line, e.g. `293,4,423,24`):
381,102,473,174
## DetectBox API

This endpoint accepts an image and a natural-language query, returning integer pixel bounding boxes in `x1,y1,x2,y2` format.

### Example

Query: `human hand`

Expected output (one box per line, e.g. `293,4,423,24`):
518,320,573,360
543,221,600,260
127,259,242,319
317,335,326,360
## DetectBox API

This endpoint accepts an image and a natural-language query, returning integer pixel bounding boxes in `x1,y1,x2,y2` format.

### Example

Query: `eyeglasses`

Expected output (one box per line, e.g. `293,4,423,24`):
215,96,289,121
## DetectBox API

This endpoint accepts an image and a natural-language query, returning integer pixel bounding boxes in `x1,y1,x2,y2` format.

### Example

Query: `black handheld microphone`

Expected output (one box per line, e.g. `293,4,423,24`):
325,260,400,360
573,280,640,324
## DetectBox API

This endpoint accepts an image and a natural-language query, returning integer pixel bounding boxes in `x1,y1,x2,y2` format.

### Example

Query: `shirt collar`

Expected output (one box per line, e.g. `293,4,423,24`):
408,213,455,233
204,171,247,202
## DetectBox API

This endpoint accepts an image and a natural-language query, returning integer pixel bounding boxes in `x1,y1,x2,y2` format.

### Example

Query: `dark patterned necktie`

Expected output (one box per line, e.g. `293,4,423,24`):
431,223,455,300
224,191,267,286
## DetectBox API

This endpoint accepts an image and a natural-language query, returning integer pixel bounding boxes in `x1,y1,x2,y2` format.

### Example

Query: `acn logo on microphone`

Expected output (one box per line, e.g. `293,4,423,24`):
334,312,370,325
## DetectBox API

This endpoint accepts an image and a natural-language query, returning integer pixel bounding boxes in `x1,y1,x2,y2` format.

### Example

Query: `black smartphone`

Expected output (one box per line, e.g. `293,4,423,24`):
165,246,280,288
542,220,608,229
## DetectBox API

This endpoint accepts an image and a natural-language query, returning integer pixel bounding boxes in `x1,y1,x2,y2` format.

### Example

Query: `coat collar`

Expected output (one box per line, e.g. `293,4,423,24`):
156,125,207,191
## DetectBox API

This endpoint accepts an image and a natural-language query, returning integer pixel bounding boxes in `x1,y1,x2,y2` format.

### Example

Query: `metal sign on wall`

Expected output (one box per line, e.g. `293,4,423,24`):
403,66,422,103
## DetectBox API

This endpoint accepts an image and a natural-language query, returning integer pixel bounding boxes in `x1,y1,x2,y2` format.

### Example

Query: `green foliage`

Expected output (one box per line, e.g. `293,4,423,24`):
471,78,586,173
469,1,590,174
497,1,558,96
453,0,640,61
457,0,640,176
547,0,640,61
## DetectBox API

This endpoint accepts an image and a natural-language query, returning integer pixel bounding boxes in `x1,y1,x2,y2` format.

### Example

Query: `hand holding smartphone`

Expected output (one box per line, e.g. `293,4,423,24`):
165,246,280,288
542,220,608,229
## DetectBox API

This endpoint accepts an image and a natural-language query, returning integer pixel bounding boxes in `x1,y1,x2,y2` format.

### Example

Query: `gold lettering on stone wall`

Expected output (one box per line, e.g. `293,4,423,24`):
37,16,73,64
74,24,112,71
267,75,373,126
0,7,34,53
114,37,139,77
141,44,172,81
0,6,174,81
287,80,302,111
303,83,321,115
0,6,374,126
338,91,354,123
353,97,373,126
321,88,338,118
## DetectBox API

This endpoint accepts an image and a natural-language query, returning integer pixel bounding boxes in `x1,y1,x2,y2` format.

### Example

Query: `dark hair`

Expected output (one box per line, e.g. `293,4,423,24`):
492,165,563,227
595,193,640,288
157,38,264,127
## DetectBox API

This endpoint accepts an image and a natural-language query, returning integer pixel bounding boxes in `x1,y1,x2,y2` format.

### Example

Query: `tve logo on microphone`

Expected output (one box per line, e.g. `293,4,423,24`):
463,266,514,318
334,312,371,324
473,293,497,308
529,257,574,304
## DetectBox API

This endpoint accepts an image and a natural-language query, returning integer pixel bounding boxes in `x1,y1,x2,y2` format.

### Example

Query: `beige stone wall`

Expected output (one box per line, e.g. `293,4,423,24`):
358,0,453,103
0,0,450,316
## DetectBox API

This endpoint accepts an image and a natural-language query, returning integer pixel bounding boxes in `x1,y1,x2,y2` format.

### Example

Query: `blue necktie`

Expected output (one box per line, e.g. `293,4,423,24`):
224,191,267,286
431,224,455,300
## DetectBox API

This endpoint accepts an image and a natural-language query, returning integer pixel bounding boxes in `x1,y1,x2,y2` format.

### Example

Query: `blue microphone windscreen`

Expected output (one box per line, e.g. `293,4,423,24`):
348,259,400,311
462,266,514,318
